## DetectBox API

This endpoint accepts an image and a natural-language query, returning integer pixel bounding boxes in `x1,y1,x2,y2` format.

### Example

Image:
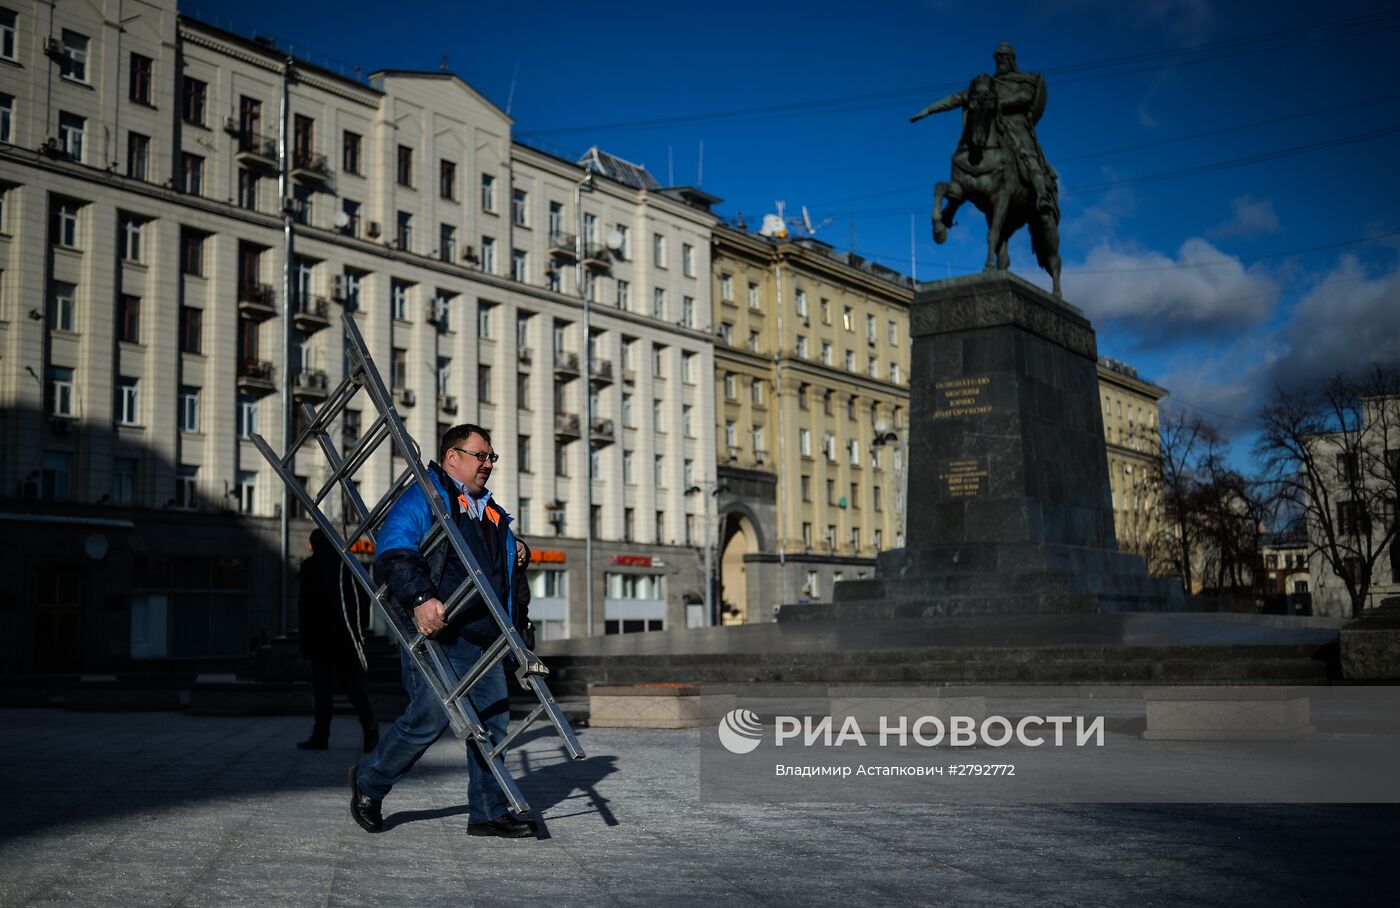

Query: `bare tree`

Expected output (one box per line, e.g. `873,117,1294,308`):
1158,410,1210,594
1193,433,1271,595
1256,367,1400,618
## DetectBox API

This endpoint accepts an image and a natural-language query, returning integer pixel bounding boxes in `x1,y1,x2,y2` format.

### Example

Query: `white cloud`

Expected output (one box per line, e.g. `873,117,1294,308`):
1064,237,1279,341
1206,195,1282,240
1264,256,1400,390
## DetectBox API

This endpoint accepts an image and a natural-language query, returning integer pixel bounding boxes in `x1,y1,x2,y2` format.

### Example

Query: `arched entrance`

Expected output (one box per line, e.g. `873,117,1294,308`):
719,512,759,625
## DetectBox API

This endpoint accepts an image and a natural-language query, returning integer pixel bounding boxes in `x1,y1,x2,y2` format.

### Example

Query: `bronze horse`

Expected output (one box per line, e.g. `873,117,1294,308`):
932,74,1062,296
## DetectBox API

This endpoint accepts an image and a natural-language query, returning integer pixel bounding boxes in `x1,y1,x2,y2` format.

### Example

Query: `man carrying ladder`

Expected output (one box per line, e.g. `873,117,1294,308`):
349,423,534,839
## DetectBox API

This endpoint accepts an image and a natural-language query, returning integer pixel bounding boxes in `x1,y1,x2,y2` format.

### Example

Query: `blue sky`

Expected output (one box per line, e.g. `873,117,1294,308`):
183,0,1400,445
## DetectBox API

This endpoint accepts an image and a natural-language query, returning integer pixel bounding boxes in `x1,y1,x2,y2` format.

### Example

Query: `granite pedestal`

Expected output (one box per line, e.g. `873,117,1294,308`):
830,273,1181,618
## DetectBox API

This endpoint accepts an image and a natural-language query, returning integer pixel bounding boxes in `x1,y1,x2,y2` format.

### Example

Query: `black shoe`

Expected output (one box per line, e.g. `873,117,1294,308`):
296,737,328,751
468,813,535,838
362,724,380,754
349,765,383,833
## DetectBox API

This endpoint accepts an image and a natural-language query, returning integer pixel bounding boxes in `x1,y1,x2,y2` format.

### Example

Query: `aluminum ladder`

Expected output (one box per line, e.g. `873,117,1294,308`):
252,313,585,816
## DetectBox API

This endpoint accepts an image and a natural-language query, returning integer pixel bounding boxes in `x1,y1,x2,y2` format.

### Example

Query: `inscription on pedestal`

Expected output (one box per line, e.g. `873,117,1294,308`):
940,458,989,498
933,376,992,419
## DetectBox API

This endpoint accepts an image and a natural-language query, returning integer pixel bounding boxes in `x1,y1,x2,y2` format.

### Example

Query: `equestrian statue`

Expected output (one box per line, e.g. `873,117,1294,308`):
911,42,1063,296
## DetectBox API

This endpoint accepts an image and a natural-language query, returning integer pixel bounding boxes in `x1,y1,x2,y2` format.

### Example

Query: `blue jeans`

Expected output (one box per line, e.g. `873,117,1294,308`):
357,635,510,823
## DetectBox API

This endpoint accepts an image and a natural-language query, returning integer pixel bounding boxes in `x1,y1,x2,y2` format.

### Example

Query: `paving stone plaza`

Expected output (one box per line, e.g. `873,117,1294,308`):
0,710,1391,906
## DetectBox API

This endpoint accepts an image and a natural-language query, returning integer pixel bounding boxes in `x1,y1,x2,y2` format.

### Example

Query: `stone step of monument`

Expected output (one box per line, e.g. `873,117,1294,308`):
544,644,1332,696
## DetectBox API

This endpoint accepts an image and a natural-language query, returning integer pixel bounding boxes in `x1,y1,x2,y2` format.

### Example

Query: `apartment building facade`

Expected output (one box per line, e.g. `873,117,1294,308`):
710,223,911,623
1096,356,1168,573
0,0,717,673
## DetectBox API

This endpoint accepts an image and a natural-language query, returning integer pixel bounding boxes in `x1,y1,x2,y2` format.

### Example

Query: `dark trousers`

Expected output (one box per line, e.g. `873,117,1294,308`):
310,656,377,737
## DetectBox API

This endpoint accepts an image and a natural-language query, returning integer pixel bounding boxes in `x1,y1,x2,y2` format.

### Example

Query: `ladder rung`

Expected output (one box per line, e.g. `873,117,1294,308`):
344,467,414,550
444,635,510,705
491,703,545,760
316,416,389,505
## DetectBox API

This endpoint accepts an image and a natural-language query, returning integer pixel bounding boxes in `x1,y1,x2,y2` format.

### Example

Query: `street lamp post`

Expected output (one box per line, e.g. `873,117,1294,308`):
574,172,595,636
686,481,726,625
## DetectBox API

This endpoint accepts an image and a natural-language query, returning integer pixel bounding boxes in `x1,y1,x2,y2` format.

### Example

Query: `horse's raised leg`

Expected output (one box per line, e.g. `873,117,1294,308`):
933,181,961,245
997,238,1010,271
1038,214,1063,297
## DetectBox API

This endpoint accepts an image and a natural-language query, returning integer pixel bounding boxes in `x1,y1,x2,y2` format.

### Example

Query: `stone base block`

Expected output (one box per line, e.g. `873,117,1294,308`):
1142,686,1314,741
829,686,986,734
588,684,735,729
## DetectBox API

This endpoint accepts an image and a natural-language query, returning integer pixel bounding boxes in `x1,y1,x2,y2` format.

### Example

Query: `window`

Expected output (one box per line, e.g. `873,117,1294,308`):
802,524,813,549
889,362,901,384
478,302,494,338
653,398,663,429
126,132,149,180
845,350,855,372
621,392,634,427
237,395,258,440
481,236,496,273
624,507,635,542
516,311,532,348
748,282,761,309
889,320,898,345
652,287,666,320
175,465,198,510
683,458,695,489
820,298,830,324
681,296,695,328
517,371,531,408
1338,500,1370,537
339,199,360,237
42,452,72,501
823,391,833,417
723,373,736,400
848,438,861,465
118,294,140,343
512,248,527,282
180,306,202,353
826,479,836,505
847,396,857,421
616,224,630,260
548,200,563,237
435,159,455,200
795,289,807,317
391,281,409,321
799,428,812,457
51,198,79,247
821,341,832,365
179,386,200,432
850,527,861,550
516,434,532,473
59,111,84,162
396,145,413,187
654,454,665,487
47,366,74,416
343,131,362,174
112,458,137,506
824,433,837,462
478,365,492,403
116,376,139,426
717,322,731,345
801,475,812,501
653,233,667,268
61,30,89,82
725,420,737,448
182,77,207,126
181,230,205,276
555,440,570,477
796,335,808,358
751,379,764,406
682,352,695,383
391,348,407,389
293,114,314,165
850,482,861,508
843,306,854,332
720,273,733,302
616,279,630,310
682,404,694,437
481,173,497,212
129,53,153,104
182,153,204,195
47,282,75,331
798,383,810,409
747,330,760,353
683,243,695,277
868,356,878,378
623,449,636,485
237,169,259,210
396,211,412,251
1,92,12,143
512,188,528,226
0,8,14,61
438,223,455,262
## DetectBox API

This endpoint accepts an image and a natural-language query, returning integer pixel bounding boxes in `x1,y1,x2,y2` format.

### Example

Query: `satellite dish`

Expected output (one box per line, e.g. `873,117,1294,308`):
605,229,625,253
333,210,350,229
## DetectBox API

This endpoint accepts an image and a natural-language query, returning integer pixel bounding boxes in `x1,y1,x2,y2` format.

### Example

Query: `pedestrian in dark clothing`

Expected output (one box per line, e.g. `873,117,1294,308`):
297,528,380,752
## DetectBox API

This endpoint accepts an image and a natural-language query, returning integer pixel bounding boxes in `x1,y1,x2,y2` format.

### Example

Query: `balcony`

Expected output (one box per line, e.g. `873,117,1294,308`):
590,417,615,445
291,149,330,183
292,296,331,333
292,369,329,401
236,360,275,397
553,350,580,377
589,357,614,387
234,131,277,169
582,242,611,271
554,412,581,439
238,283,277,320
547,231,577,260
